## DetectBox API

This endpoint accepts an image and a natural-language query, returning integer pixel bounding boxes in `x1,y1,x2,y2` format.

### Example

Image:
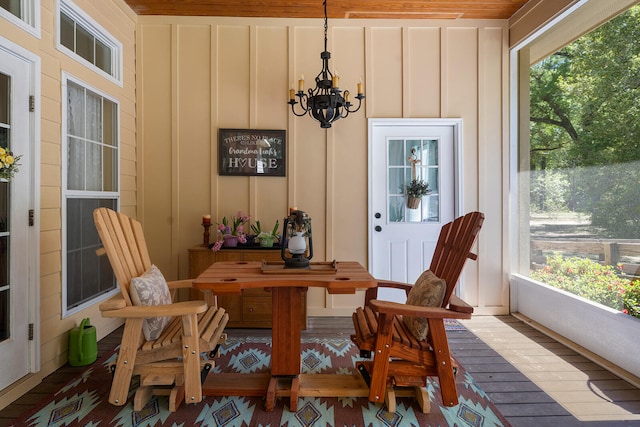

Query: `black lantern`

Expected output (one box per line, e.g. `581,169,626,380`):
281,209,313,269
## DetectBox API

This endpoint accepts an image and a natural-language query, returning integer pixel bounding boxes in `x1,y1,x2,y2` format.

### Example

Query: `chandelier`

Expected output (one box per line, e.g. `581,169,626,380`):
287,0,365,128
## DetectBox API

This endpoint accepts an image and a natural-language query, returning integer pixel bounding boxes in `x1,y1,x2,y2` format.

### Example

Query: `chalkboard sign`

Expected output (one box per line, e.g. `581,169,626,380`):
218,128,286,176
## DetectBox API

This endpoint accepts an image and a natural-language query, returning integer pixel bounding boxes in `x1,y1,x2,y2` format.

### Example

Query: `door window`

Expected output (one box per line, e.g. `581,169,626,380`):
387,138,439,223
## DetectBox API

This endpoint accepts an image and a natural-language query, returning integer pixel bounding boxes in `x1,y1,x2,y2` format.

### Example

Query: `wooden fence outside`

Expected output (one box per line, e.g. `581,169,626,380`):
531,239,640,278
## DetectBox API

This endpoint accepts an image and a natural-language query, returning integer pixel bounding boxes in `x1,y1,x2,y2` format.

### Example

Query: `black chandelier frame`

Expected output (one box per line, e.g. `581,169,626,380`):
288,0,365,128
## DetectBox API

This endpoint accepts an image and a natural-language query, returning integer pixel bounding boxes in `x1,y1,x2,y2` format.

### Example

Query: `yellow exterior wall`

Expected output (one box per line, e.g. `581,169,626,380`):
0,0,136,408
136,16,509,317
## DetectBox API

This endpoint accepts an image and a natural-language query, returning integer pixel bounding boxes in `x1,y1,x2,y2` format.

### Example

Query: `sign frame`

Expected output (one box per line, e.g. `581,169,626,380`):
218,128,286,177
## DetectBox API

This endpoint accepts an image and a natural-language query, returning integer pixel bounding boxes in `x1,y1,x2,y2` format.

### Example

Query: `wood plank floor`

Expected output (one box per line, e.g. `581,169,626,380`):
1,315,640,426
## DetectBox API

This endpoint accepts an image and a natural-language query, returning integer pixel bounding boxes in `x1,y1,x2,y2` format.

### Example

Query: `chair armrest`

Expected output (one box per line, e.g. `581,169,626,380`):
99,295,127,311
448,295,474,314
369,299,472,320
364,280,412,304
100,300,208,319
167,279,195,290
376,280,413,292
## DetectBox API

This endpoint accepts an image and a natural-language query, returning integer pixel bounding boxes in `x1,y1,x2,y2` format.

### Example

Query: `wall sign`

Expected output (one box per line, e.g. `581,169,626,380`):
218,128,286,176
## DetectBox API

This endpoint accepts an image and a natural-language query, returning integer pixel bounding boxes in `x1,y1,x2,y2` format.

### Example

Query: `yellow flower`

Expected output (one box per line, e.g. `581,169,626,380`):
0,148,5,156
4,155,13,165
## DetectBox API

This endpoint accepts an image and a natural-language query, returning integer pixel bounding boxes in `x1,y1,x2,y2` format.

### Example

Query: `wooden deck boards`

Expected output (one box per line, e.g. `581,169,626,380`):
1,315,640,426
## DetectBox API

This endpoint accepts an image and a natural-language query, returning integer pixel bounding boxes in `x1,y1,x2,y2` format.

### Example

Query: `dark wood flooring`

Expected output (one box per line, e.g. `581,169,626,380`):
1,316,639,426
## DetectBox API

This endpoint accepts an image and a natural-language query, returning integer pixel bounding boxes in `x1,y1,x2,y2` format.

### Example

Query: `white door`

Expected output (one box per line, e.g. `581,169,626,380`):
0,48,32,388
369,118,461,302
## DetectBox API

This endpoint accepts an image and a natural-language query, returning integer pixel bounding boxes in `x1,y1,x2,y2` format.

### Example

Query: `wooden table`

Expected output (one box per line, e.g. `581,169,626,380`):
193,260,377,411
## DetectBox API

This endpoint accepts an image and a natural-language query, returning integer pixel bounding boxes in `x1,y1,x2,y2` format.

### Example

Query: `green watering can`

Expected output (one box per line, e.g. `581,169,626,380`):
68,318,97,366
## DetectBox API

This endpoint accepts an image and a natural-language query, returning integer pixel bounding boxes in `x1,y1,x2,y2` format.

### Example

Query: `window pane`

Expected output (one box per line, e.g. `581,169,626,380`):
0,289,8,341
95,39,112,74
66,198,116,309
102,145,117,191
388,140,403,166
86,141,102,191
103,100,117,147
66,198,82,250
66,250,82,306
0,0,21,19
75,24,95,64
524,5,640,317
0,73,8,124
0,182,7,232
86,90,101,142
60,12,75,51
67,82,85,138
427,167,438,193
388,196,404,222
67,137,85,190
388,168,403,195
426,139,438,166
0,236,7,287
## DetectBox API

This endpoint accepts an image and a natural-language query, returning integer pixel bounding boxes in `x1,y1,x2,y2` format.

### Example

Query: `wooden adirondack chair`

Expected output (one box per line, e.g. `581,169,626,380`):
351,211,484,413
94,207,228,412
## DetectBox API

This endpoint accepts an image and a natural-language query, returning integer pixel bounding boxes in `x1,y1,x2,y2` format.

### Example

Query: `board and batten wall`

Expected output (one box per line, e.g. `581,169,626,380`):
136,16,509,316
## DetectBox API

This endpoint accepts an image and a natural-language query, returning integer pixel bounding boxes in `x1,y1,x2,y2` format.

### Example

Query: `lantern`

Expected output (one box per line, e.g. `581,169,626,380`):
281,209,313,268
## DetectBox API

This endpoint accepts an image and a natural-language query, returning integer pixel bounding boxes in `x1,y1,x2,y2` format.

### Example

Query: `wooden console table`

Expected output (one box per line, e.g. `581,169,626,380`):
193,260,377,411
188,246,306,328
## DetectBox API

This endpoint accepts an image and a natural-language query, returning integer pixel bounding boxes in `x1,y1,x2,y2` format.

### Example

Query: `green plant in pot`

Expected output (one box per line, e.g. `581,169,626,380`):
405,179,431,209
251,220,280,247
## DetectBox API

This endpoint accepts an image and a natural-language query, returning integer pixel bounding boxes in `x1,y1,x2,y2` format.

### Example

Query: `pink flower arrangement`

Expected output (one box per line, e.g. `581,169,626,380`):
210,211,250,252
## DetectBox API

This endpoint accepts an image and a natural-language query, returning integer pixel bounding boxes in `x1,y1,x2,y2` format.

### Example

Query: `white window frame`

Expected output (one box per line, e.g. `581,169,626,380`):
0,0,41,38
61,72,120,317
56,0,123,86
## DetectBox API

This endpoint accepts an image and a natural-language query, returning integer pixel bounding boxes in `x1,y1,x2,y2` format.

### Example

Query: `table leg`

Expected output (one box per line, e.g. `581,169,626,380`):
271,287,303,376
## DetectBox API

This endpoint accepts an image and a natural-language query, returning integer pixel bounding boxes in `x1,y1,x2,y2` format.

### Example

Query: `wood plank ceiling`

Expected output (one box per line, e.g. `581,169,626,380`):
123,0,529,20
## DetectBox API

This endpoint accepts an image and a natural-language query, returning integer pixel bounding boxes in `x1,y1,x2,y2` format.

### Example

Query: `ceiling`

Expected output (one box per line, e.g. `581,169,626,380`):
122,0,530,20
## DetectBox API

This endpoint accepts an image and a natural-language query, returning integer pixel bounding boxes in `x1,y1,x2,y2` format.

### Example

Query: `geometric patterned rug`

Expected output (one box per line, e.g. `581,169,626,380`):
11,335,511,427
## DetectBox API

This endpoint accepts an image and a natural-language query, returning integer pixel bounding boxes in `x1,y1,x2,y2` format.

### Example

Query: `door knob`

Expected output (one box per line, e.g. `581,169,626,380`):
375,225,382,232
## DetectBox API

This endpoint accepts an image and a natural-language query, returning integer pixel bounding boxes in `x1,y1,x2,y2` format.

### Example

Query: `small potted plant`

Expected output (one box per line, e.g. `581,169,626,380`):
251,220,280,247
405,179,431,209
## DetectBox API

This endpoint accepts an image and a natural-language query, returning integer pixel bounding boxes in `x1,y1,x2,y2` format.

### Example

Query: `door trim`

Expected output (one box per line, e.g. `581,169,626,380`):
367,117,464,273
0,36,41,376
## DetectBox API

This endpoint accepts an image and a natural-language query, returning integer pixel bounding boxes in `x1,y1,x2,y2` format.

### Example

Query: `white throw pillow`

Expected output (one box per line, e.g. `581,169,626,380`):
129,264,172,341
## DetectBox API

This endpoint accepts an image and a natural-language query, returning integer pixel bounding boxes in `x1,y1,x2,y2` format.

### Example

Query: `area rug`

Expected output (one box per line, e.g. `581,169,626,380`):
11,335,510,427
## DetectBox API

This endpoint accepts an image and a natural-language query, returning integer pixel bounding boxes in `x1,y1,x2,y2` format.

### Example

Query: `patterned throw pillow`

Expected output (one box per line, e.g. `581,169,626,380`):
402,270,446,341
129,264,172,341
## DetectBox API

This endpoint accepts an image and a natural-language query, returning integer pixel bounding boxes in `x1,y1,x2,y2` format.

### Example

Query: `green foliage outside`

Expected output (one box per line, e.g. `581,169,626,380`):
529,4,640,238
530,253,640,319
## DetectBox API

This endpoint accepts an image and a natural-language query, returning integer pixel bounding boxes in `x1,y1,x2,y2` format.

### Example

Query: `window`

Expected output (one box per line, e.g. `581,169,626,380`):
387,138,439,223
0,0,39,35
58,0,122,84
63,77,119,314
517,4,640,318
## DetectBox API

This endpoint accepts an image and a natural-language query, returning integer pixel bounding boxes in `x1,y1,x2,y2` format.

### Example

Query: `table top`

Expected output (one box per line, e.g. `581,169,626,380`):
193,261,377,295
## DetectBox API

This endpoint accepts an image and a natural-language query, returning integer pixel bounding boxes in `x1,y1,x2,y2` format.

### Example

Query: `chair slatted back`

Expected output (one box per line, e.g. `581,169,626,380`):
429,211,484,307
94,207,152,306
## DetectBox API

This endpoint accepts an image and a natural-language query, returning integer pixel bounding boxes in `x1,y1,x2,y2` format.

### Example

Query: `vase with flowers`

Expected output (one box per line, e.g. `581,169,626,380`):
209,211,250,252
0,148,21,182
